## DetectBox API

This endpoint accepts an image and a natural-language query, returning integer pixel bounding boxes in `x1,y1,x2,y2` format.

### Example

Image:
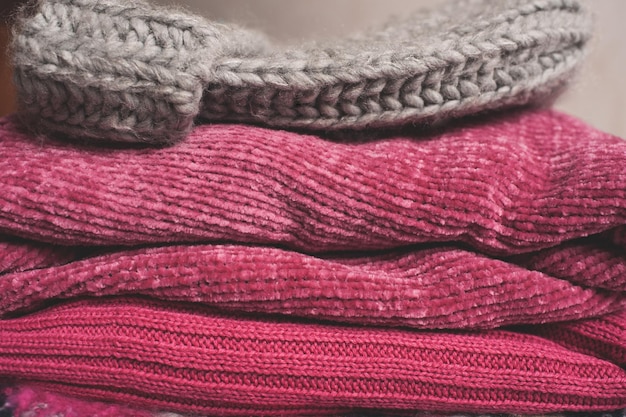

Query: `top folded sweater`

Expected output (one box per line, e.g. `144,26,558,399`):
11,0,591,143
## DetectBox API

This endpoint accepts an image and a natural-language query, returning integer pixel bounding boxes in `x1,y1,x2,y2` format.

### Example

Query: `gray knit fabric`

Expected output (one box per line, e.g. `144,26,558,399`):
12,0,592,144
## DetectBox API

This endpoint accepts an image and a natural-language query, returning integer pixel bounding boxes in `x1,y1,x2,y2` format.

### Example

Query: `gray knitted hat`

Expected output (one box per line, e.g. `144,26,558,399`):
12,0,591,144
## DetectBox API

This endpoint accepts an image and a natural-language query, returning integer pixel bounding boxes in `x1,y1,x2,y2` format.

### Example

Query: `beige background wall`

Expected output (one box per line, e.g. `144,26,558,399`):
154,0,626,138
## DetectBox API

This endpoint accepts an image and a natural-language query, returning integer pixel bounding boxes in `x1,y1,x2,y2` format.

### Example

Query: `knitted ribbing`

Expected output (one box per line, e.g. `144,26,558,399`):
12,0,591,144
11,0,267,144
0,243,623,329
1,110,625,255
4,387,626,417
0,297,624,416
532,309,626,366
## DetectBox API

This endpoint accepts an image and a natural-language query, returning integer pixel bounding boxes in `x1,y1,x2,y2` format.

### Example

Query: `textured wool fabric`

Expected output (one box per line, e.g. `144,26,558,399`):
509,237,626,291
11,0,591,143
3,387,626,417
0,237,79,276
531,309,626,366
0,297,625,416
1,110,625,255
0,242,623,329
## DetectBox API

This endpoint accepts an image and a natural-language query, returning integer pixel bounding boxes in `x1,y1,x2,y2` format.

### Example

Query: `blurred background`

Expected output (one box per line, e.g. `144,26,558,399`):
1,0,624,137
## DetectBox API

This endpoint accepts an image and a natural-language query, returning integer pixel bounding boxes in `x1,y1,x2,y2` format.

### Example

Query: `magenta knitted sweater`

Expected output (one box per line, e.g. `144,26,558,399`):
1,109,625,327
0,239,623,329
0,110,624,254
0,297,624,416
0,109,625,415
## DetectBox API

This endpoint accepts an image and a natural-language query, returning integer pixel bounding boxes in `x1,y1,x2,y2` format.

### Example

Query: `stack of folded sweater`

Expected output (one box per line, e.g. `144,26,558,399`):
1,0,625,416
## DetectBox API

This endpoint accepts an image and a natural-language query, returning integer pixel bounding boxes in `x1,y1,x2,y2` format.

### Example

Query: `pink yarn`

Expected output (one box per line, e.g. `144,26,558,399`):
0,297,624,416
510,236,626,291
0,241,623,329
0,110,625,255
533,309,626,366
1,109,625,416
0,238,78,275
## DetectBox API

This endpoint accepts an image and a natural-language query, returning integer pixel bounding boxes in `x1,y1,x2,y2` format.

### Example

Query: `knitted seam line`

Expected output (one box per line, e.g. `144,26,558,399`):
12,0,591,143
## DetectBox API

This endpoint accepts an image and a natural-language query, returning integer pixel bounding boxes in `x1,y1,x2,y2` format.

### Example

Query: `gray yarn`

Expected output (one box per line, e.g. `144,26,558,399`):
12,0,592,144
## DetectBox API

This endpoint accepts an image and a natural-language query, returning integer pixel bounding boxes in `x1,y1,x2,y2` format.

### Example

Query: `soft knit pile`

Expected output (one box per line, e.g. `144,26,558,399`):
0,238,624,329
1,109,625,416
2,0,626,416
2,110,626,255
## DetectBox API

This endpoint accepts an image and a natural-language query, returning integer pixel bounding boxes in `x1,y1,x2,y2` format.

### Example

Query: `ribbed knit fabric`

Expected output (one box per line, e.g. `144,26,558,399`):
0,242,623,328
1,110,625,256
4,34,626,414
0,297,625,416
3,386,626,417
531,309,626,366
11,0,591,143
510,238,626,291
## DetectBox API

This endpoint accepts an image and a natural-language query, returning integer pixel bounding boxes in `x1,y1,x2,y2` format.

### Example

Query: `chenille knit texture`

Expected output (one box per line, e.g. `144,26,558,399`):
0,238,79,275
1,110,625,255
0,238,624,329
3,0,625,415
1,109,625,330
1,106,626,415
5,30,626,413
11,0,591,144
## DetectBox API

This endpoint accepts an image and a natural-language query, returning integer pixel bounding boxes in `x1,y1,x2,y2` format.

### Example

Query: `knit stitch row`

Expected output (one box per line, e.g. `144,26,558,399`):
532,309,626,366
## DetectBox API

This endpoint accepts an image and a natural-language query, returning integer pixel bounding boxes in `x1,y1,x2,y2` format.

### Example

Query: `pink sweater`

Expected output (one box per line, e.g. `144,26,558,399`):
0,109,625,415
0,240,623,329
0,297,624,415
1,110,625,255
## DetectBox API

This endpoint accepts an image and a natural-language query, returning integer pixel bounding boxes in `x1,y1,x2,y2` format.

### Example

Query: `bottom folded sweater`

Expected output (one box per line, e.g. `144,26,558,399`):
0,297,625,416
2,386,626,417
